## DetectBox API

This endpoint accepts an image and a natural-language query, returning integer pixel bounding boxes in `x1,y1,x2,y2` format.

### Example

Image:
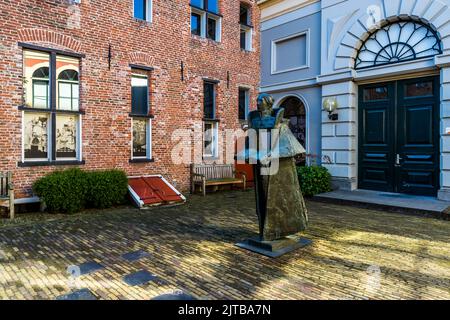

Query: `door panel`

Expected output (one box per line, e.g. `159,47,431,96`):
358,83,395,192
358,76,439,196
396,77,440,196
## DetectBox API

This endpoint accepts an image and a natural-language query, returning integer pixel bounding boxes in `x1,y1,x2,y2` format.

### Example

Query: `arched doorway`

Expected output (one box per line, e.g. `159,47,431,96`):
279,96,307,166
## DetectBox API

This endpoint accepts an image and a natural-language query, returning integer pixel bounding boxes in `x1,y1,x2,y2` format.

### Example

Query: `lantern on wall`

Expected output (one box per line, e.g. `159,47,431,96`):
323,97,339,121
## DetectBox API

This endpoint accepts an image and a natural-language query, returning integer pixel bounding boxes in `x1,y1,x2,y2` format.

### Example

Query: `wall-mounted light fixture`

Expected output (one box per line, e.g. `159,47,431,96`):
323,97,339,121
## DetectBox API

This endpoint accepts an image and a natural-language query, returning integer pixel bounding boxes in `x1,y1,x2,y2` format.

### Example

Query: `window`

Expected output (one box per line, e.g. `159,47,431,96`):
203,121,218,158
355,20,442,69
239,4,253,51
238,88,249,121
132,118,151,159
203,81,216,119
133,0,152,22
272,31,309,74
203,81,218,158
22,49,82,163
130,70,152,160
190,0,221,42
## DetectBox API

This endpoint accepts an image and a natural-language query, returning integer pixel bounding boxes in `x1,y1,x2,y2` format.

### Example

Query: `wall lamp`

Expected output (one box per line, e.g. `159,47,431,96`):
323,97,339,121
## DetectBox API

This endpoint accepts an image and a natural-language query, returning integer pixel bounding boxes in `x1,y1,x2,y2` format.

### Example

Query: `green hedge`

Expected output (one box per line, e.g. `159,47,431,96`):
86,170,128,209
33,169,128,214
297,165,332,197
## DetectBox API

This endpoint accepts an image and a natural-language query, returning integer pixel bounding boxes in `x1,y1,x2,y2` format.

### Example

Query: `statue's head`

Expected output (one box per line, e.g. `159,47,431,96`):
257,93,274,114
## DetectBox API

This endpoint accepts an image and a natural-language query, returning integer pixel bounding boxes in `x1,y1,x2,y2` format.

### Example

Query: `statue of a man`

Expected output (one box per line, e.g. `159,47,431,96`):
248,93,308,242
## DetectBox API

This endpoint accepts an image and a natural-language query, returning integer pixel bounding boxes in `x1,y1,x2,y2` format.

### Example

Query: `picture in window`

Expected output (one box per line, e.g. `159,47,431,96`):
23,50,50,109
56,114,77,159
24,113,49,160
133,118,148,158
204,122,214,157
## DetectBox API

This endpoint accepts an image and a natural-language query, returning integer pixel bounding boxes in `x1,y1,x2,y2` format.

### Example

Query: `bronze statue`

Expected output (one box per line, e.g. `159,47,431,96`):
236,93,310,257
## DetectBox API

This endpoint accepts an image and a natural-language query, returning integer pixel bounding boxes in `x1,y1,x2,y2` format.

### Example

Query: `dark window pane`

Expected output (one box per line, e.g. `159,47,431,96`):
405,81,433,98
132,75,149,115
239,89,247,120
206,0,218,13
240,5,249,25
363,86,388,101
190,0,204,9
207,17,216,40
204,82,215,119
134,0,146,20
240,29,246,50
191,13,201,36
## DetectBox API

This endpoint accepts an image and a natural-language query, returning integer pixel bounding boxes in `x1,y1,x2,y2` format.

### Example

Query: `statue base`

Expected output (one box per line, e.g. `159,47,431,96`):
236,236,312,258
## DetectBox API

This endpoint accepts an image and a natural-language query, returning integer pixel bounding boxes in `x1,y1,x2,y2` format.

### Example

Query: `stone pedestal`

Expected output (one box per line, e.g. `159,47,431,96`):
236,236,312,258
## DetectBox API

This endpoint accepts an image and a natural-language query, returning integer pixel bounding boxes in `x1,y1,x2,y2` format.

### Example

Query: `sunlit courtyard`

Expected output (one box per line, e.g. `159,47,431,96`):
0,191,449,300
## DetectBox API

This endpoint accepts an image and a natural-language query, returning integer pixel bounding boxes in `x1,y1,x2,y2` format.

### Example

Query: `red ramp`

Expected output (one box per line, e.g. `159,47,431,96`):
128,175,186,208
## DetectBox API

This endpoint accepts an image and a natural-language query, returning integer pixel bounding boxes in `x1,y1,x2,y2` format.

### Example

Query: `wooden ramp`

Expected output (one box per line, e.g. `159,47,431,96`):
128,175,185,208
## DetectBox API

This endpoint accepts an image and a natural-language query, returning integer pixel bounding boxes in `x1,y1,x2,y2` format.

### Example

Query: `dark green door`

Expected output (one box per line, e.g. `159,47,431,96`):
358,76,440,196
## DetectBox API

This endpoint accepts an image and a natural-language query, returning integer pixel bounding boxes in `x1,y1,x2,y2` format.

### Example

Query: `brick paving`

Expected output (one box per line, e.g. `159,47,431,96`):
0,190,449,300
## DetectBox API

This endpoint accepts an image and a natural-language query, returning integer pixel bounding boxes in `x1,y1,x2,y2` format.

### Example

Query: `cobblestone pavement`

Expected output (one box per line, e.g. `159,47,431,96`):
0,190,449,300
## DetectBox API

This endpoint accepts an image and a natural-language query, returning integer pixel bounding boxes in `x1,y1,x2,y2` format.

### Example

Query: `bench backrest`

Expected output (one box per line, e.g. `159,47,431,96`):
192,164,234,180
0,172,12,197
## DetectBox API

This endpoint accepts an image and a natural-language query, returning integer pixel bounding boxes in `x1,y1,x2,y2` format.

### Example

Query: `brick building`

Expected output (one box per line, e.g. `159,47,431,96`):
0,0,260,200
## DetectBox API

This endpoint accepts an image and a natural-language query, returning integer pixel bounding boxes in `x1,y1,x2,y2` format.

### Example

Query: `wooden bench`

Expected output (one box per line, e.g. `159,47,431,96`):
191,164,246,196
0,172,14,219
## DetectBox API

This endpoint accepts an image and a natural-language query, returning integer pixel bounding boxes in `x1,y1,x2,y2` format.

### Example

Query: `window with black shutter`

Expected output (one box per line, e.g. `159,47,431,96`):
204,81,215,119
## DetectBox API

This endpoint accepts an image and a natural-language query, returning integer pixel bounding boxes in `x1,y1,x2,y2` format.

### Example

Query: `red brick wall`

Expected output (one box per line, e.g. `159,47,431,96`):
0,0,260,198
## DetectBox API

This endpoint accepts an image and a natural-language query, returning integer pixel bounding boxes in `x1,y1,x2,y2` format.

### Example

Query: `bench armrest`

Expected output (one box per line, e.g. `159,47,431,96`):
192,173,206,181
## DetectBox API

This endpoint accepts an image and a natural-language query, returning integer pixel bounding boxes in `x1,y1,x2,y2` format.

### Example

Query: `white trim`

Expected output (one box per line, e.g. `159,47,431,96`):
128,185,145,208
271,29,310,75
274,93,310,165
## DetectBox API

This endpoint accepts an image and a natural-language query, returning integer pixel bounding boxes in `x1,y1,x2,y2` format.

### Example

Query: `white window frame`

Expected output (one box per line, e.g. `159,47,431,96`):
190,7,222,42
21,111,82,163
240,25,253,51
133,0,153,23
271,29,310,75
203,121,218,159
131,118,152,160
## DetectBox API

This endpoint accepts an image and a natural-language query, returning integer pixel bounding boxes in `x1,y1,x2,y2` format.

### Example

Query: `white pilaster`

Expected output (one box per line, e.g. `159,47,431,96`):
321,80,358,190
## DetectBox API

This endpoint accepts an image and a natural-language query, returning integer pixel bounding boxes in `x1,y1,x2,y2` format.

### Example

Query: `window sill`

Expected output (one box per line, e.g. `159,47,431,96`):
18,160,85,167
203,118,220,122
129,158,154,164
129,113,154,119
18,106,85,115
190,34,221,45
133,18,152,25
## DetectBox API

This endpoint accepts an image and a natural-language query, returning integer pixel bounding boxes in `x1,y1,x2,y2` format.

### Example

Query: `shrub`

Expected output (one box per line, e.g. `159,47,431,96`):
86,170,128,209
297,165,332,197
33,168,89,214
33,168,128,214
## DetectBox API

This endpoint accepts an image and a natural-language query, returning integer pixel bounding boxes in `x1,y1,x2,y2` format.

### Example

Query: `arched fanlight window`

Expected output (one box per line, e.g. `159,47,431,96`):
32,67,49,79
58,69,79,81
355,20,442,69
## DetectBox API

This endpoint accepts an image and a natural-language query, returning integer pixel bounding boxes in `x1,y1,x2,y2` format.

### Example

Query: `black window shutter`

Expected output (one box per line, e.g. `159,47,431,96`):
132,86,148,115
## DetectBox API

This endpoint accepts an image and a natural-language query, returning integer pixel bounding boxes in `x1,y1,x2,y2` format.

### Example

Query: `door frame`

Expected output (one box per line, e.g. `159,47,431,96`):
357,75,441,195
